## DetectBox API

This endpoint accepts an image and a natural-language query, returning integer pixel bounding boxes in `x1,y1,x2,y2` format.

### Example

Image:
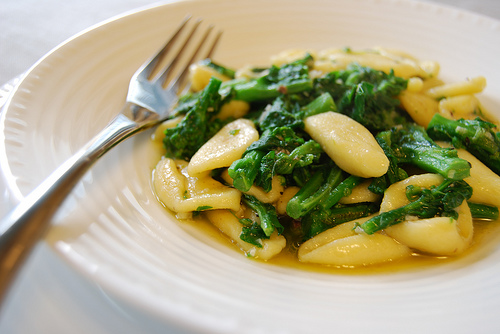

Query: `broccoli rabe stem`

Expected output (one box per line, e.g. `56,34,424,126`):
221,55,314,102
467,202,499,221
359,179,473,234
376,124,471,180
319,175,364,209
427,114,500,175
301,203,379,240
286,165,343,219
228,150,266,192
198,58,236,79
241,194,283,237
300,92,336,118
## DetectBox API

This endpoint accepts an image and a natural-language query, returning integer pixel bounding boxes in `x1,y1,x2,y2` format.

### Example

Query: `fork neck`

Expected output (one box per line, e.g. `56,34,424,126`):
122,102,161,125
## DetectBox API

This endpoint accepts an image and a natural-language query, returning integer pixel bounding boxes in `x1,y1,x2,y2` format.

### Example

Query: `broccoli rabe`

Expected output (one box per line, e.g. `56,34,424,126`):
272,140,323,175
163,77,226,160
197,58,236,79
286,163,344,219
312,64,409,132
257,92,336,131
359,178,473,234
241,194,283,238
368,136,409,195
467,202,499,221
228,150,266,192
220,54,314,102
228,126,322,192
239,218,268,247
298,92,337,119
286,168,371,237
301,203,379,240
257,96,304,131
427,114,500,175
375,124,471,181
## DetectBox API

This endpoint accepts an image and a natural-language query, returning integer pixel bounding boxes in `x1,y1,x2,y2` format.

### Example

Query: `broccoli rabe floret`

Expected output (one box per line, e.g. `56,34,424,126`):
241,194,283,239
257,92,336,132
311,64,409,132
272,140,323,175
163,77,226,160
257,96,304,131
374,124,471,181
228,126,322,192
427,114,500,175
359,178,473,234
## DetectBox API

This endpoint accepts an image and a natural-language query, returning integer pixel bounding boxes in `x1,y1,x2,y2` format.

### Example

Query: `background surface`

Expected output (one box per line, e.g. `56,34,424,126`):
0,0,499,333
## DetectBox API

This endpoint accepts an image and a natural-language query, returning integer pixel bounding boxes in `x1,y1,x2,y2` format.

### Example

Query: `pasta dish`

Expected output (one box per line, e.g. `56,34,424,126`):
150,47,500,269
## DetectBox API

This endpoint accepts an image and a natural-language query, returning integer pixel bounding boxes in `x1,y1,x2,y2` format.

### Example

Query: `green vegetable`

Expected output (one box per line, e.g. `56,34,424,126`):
239,218,267,248
359,178,473,234
319,175,364,209
163,77,226,160
257,96,304,131
467,202,499,221
221,54,314,102
299,92,337,119
273,140,323,175
241,194,283,238
196,206,213,211
198,58,236,79
228,127,321,192
427,114,500,175
301,203,379,239
228,150,265,192
312,64,409,132
286,163,343,219
375,124,471,181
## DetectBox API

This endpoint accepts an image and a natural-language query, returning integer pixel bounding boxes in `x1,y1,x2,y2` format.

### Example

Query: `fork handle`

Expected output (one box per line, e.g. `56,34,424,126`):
0,102,156,306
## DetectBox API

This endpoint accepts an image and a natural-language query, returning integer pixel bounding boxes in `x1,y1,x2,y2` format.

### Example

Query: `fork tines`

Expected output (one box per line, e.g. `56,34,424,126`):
144,16,222,93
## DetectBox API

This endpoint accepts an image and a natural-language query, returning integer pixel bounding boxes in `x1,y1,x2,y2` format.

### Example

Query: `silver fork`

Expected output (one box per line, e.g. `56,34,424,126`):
0,17,221,304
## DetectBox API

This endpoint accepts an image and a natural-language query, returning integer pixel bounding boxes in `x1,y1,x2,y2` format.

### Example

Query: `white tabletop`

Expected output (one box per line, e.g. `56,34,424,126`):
0,0,499,333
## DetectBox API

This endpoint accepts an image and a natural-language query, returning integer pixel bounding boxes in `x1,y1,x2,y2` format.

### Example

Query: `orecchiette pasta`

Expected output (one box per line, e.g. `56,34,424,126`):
426,76,486,99
298,218,411,266
205,209,286,260
338,180,381,205
217,100,251,120
381,174,473,256
154,158,241,215
304,111,389,178
398,90,439,127
189,63,232,92
187,119,259,177
276,186,300,215
438,94,481,119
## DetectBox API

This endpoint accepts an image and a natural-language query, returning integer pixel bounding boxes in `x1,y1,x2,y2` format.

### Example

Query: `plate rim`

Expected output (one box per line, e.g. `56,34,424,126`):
2,0,500,333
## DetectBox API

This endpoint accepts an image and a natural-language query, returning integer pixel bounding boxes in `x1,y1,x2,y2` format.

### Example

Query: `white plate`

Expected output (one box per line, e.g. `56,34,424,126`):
2,0,500,333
